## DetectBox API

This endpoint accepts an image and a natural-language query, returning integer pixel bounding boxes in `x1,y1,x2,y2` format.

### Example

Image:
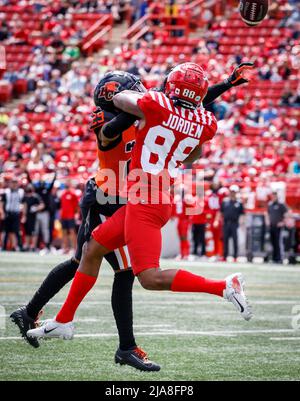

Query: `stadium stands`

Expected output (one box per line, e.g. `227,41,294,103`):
0,0,299,253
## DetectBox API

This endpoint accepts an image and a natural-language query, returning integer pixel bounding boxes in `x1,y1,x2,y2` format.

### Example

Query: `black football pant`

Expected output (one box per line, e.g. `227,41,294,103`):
223,222,239,259
192,224,206,256
270,225,283,263
26,178,136,351
3,212,22,250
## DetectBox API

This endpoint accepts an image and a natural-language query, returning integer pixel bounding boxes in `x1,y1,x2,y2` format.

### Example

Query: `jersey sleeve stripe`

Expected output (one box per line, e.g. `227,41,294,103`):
194,109,201,123
156,92,166,108
200,110,207,125
207,112,212,126
164,95,174,112
149,91,157,101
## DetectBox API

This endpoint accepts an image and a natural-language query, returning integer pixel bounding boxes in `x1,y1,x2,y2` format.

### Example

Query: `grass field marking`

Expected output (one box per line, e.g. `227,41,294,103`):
0,305,5,331
0,328,297,341
2,300,300,307
291,305,300,331
270,337,300,341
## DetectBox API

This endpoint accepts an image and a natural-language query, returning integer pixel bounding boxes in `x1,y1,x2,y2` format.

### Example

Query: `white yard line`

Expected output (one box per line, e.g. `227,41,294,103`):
0,328,298,341
2,300,299,307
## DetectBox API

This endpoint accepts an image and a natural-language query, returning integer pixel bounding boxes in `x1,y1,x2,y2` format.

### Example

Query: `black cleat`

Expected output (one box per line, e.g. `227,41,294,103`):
10,306,40,348
115,346,161,372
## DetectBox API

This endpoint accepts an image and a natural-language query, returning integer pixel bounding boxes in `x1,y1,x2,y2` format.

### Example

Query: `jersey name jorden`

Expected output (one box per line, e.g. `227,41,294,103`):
162,113,204,139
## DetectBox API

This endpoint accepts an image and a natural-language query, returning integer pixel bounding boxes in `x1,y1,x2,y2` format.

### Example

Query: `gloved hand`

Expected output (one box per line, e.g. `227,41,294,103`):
226,62,254,86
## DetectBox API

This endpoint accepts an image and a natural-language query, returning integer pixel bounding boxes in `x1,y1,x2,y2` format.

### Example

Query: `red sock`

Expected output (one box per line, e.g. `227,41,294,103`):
180,240,190,258
180,240,185,258
56,271,97,323
183,240,190,257
171,270,225,297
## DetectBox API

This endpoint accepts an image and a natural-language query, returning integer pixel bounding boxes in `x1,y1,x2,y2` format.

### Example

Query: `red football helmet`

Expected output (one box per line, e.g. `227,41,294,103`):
164,62,209,108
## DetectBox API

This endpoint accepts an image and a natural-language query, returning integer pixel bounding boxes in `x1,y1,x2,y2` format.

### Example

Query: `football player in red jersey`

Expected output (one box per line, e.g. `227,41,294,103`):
28,63,253,351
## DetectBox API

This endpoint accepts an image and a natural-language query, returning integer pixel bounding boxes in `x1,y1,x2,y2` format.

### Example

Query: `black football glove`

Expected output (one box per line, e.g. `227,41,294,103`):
89,108,118,131
226,62,254,87
89,108,105,131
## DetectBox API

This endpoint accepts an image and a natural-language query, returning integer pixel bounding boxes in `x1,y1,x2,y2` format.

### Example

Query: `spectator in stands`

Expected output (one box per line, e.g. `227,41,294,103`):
267,191,288,263
62,43,81,61
261,101,279,123
289,153,300,175
0,178,24,251
21,184,44,252
0,20,9,41
27,148,45,172
273,151,289,176
59,180,79,254
220,185,244,262
289,85,300,106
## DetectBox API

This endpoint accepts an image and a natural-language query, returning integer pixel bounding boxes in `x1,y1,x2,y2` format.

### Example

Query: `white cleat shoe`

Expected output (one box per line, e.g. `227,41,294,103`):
223,273,253,321
27,319,74,340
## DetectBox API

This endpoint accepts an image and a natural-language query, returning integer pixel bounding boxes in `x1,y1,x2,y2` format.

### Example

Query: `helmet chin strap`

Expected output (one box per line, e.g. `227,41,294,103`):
173,97,196,110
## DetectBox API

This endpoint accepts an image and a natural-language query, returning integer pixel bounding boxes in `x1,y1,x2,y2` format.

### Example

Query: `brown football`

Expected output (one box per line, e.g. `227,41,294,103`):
239,0,269,26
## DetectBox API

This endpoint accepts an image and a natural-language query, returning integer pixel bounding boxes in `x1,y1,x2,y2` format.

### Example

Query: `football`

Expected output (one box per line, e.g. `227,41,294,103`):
239,0,269,26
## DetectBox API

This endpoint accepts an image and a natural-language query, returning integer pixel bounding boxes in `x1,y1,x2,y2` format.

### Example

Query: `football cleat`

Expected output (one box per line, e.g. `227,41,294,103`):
115,346,161,372
10,306,40,348
27,319,74,340
223,273,253,321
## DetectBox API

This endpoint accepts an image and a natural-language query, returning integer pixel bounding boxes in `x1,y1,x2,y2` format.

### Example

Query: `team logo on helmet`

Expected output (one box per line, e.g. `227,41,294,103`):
97,81,121,101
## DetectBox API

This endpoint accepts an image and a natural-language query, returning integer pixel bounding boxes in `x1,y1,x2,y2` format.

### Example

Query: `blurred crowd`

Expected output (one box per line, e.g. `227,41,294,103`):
1,175,299,264
0,174,81,254
173,183,299,264
0,0,299,260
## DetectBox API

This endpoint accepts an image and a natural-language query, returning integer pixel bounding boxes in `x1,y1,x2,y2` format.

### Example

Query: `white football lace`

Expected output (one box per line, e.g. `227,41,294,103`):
250,3,257,21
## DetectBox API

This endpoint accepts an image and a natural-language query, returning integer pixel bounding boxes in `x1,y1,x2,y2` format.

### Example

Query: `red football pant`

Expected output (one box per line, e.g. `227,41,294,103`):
92,202,172,275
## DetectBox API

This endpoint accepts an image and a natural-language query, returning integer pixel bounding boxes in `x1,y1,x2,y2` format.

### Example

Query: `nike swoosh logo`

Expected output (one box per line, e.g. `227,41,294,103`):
233,296,244,313
44,327,58,334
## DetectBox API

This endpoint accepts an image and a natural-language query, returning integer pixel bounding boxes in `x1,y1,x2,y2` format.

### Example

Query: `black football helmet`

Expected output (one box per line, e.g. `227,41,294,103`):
93,70,146,112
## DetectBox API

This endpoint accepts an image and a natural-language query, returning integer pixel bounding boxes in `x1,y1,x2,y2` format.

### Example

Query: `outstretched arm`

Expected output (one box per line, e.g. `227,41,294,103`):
203,62,254,106
90,108,137,144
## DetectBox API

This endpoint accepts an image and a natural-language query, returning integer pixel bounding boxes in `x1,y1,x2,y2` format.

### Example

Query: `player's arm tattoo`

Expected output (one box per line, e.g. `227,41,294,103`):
113,91,145,119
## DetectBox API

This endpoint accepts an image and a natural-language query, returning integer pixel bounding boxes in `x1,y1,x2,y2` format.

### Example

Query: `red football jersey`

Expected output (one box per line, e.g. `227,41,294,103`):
127,91,217,200
60,190,79,220
206,193,221,221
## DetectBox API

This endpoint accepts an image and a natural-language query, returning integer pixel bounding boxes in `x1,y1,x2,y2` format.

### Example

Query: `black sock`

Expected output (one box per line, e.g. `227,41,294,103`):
26,258,79,320
111,270,137,351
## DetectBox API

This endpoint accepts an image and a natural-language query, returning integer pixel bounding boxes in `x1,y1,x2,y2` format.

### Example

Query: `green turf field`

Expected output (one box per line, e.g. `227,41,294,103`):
0,252,300,381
